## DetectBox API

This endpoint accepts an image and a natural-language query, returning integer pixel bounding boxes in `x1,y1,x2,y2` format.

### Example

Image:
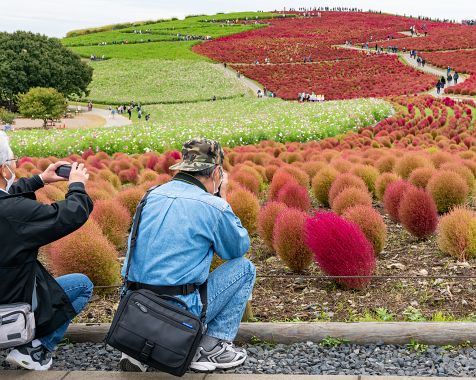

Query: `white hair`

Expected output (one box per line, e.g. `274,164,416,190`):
0,131,14,165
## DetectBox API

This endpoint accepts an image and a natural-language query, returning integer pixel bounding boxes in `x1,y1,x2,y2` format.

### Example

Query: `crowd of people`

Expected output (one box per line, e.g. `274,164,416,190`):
257,88,275,98
435,67,460,95
298,92,325,102
462,20,476,26
103,101,150,122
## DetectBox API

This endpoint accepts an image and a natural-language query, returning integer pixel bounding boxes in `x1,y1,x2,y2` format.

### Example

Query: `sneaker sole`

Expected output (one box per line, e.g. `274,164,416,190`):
190,355,247,372
119,357,147,372
5,351,52,371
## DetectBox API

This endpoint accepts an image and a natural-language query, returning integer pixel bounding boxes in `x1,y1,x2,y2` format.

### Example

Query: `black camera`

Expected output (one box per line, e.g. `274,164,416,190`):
55,165,72,179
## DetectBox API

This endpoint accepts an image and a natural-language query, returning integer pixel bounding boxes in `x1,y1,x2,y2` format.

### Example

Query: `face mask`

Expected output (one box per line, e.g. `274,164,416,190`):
3,164,15,192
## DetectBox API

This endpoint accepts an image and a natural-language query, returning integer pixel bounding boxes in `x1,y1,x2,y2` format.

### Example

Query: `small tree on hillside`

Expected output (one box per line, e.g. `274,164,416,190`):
18,87,66,128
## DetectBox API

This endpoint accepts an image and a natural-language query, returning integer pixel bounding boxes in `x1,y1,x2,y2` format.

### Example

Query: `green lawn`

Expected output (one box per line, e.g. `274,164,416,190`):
9,98,394,157
71,41,205,60
83,59,250,104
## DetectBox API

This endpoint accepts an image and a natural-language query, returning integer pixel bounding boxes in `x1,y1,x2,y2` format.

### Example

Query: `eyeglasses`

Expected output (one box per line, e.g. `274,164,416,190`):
4,157,18,165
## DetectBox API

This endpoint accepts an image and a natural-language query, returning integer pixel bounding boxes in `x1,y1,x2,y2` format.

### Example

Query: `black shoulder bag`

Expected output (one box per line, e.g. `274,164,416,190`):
106,186,207,377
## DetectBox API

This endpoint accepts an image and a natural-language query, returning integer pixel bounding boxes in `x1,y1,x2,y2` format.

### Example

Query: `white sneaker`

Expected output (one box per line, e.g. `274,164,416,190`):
6,340,53,371
119,352,147,372
190,340,247,372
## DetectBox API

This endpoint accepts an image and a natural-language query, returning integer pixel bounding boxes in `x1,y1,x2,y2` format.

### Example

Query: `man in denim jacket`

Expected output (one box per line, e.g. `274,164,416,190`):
120,138,256,372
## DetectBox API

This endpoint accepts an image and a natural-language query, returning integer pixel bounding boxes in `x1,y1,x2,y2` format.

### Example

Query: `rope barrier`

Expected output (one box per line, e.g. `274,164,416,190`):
93,273,476,289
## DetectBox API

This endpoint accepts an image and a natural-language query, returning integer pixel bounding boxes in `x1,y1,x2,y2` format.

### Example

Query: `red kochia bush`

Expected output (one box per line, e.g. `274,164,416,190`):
273,208,313,273
398,187,438,239
230,170,260,195
276,183,311,212
383,180,413,222
257,202,289,250
268,170,298,200
305,212,376,289
91,199,132,250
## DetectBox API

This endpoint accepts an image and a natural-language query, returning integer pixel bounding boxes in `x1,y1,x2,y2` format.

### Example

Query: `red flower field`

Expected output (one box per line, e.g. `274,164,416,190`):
232,55,435,100
193,12,469,100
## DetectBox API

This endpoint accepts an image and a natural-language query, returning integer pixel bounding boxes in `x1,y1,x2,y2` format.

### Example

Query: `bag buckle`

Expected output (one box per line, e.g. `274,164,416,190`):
140,341,155,362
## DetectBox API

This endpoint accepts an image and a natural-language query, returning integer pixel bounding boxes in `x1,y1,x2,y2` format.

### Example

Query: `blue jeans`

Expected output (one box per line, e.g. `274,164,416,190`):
39,274,93,351
205,257,256,341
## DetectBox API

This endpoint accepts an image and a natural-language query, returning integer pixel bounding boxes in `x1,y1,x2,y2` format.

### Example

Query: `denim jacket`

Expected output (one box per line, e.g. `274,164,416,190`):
121,173,250,316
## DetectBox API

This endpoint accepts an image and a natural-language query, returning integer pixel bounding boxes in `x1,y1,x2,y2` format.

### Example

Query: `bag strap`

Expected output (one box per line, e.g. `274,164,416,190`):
123,184,208,323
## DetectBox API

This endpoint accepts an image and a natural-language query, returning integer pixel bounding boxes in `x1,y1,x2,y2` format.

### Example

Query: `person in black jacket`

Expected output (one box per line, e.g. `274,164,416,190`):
0,132,94,371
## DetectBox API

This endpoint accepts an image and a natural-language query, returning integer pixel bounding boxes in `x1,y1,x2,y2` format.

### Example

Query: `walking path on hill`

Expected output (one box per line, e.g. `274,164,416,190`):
214,64,266,98
337,44,471,99
81,106,133,128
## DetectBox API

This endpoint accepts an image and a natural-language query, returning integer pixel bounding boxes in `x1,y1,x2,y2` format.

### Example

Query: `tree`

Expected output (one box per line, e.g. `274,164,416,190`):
18,87,66,128
0,31,92,110
0,108,16,125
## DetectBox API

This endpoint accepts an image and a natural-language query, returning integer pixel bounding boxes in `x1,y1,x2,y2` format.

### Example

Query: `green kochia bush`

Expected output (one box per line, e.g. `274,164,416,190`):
48,220,121,287
273,208,313,273
343,205,387,254
426,170,469,213
437,206,476,261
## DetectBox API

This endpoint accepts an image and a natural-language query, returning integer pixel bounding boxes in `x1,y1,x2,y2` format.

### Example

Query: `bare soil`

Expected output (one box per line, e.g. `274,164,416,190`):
73,204,476,324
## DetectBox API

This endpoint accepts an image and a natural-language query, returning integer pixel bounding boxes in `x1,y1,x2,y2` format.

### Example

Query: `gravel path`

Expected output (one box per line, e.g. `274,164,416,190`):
82,107,132,128
214,64,265,97
1,342,476,376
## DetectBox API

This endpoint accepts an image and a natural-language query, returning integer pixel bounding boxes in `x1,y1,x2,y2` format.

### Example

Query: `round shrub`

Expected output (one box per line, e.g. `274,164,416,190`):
118,167,139,185
328,173,367,207
398,187,438,239
91,199,132,250
375,173,400,201
227,188,260,234
395,154,433,179
375,155,396,173
331,158,352,173
343,205,387,255
276,182,311,212
383,180,412,222
36,185,65,203
351,165,379,196
257,202,289,250
138,169,159,184
116,187,146,215
408,167,436,189
48,220,121,287
332,187,372,215
268,171,298,200
231,170,260,195
264,165,279,182
427,171,469,213
437,206,476,260
278,166,310,188
302,161,327,179
305,212,376,289
98,169,121,190
312,166,338,207
440,162,475,193
273,208,313,273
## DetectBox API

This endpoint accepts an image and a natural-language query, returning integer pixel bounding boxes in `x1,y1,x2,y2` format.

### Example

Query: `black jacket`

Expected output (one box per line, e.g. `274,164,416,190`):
0,176,93,338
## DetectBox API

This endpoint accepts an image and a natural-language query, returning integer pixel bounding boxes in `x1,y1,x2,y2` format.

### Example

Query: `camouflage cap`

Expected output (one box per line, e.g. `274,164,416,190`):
169,138,225,172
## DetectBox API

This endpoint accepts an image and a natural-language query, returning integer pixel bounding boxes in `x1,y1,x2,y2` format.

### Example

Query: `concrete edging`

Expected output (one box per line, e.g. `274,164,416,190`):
65,322,476,346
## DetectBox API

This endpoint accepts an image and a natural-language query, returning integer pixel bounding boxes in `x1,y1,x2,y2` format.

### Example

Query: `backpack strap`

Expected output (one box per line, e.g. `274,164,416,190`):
123,184,208,323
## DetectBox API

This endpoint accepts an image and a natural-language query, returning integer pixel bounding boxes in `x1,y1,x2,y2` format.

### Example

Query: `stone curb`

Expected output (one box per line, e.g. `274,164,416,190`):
0,373,475,380
65,322,476,345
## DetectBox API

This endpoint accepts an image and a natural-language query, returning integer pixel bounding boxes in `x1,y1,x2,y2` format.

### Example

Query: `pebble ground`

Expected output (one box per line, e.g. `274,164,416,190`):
1,342,476,376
